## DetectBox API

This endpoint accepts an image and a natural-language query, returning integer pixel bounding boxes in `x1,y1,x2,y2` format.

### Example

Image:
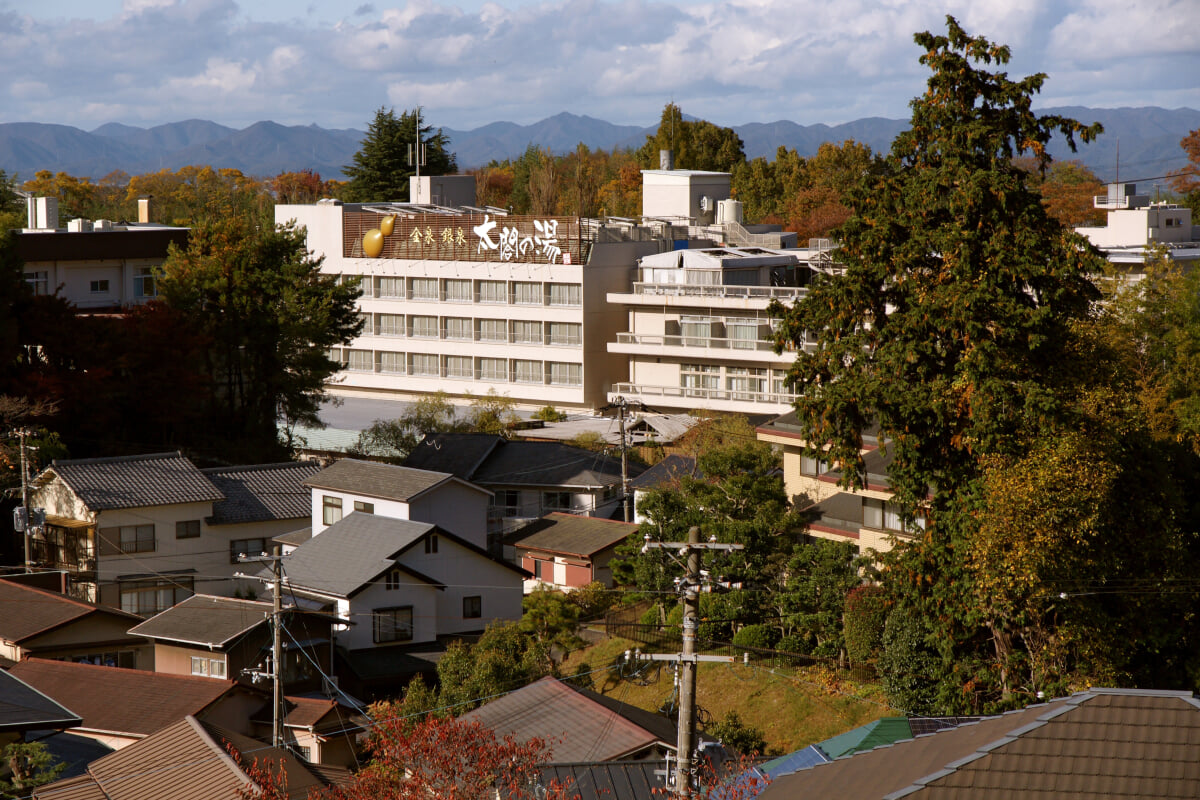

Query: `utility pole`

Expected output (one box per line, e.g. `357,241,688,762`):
639,526,744,797
236,546,287,749
616,396,631,522
18,427,31,570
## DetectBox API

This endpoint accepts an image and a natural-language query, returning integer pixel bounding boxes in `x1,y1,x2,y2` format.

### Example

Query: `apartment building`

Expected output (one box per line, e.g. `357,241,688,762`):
606,243,835,415
1076,182,1200,273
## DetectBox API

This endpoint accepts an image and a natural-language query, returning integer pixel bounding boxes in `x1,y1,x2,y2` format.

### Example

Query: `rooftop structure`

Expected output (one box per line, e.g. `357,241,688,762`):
1076,182,1200,271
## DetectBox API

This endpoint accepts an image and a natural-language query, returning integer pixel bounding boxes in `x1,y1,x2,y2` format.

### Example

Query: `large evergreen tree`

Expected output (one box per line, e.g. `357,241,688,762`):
343,107,457,202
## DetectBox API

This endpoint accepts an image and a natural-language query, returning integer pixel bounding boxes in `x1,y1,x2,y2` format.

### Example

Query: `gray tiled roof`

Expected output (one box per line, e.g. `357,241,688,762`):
406,433,644,488
533,761,668,800
278,513,438,598
127,594,273,648
515,513,639,558
758,688,1200,800
629,454,699,490
45,452,224,511
303,458,458,502
0,669,81,732
203,462,321,525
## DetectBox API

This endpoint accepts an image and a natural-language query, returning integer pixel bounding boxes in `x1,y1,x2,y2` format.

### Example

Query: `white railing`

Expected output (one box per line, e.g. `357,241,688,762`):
630,283,808,301
611,382,797,406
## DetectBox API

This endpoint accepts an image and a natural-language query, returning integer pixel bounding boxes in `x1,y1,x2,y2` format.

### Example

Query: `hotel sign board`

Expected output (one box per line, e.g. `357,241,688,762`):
343,211,583,265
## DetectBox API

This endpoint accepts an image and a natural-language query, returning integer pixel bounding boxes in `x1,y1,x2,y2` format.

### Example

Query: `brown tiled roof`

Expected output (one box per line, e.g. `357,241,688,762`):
8,659,240,738
43,452,224,511
460,675,673,762
514,513,639,558
0,579,142,644
759,688,1200,800
35,715,335,800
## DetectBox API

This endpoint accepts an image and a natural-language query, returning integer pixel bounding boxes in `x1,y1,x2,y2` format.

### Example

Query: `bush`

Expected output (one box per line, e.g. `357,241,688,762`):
777,634,811,655
878,606,942,715
731,624,778,650
844,585,889,664
706,710,768,756
570,581,616,620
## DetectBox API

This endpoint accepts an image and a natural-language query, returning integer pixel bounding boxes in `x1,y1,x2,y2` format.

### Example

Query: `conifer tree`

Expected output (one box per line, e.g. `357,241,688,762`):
343,107,457,202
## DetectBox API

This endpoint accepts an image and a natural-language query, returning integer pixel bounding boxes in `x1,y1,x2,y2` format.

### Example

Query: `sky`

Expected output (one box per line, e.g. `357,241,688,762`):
4,0,1198,133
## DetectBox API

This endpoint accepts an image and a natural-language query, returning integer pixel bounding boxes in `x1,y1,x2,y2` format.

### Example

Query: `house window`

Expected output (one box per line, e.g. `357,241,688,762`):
463,595,482,619
354,501,374,514
547,362,582,386
800,455,829,477
385,569,401,590
444,279,472,302
410,277,438,300
373,606,414,643
113,525,155,554
478,280,507,304
410,353,440,377
478,319,507,342
378,351,405,374
445,355,472,379
134,268,157,298
25,271,49,296
496,490,521,516
120,577,193,615
190,656,225,677
410,316,438,338
548,283,581,307
513,281,542,305
512,320,541,344
176,520,201,539
323,496,343,525
543,492,572,511
346,349,373,372
230,538,267,563
513,359,542,383
424,535,439,554
209,658,226,678
73,650,135,668
444,317,472,341
479,357,507,382
90,279,110,294
548,322,581,346
378,313,404,336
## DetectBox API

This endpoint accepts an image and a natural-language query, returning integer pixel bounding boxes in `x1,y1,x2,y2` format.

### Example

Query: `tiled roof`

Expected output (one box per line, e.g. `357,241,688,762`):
0,579,142,644
303,458,461,502
533,761,669,800
8,659,239,738
407,433,644,488
278,513,438,598
758,688,1200,800
35,715,339,800
515,513,639,558
43,452,224,511
629,454,699,490
0,669,82,731
461,676,674,762
127,594,272,648
203,462,321,525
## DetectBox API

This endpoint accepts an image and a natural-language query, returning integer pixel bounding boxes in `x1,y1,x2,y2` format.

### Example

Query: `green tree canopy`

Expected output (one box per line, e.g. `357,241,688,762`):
343,107,458,202
637,103,745,173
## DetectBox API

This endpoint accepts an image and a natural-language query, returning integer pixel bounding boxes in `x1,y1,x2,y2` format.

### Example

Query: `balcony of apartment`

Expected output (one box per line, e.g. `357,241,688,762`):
610,331,797,365
608,282,809,310
610,381,797,414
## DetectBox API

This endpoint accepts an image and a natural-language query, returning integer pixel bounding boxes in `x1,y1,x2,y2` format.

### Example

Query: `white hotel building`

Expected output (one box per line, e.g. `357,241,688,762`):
278,169,813,415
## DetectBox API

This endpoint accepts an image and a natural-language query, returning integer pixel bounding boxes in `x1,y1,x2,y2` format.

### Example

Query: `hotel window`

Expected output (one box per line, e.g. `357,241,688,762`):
354,501,375,514
378,351,405,374
444,317,472,340
346,349,373,372
323,496,343,526
548,322,581,346
478,280,507,304
444,279,471,301
411,277,438,300
231,538,267,563
134,267,157,298
463,596,482,619
378,314,404,336
548,283,581,307
120,577,193,615
681,364,719,393
727,318,759,350
727,367,766,398
445,355,472,379
175,520,201,539
410,316,438,338
547,362,582,386
24,271,49,296
373,606,414,643
358,313,372,335
378,277,403,298
513,281,542,305
512,320,541,344
478,319,507,342
90,279,110,294
513,359,542,383
479,357,508,381
681,316,712,346
410,353,440,376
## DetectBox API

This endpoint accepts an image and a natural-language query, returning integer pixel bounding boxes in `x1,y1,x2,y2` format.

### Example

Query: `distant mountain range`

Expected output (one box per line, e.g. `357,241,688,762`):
2,107,1196,186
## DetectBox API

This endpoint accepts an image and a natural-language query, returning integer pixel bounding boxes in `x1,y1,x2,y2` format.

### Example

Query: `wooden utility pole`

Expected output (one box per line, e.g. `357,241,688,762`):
616,396,631,522
235,546,287,749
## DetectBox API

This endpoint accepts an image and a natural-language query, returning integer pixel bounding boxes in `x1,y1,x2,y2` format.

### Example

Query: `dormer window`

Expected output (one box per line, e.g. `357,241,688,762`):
424,535,439,554
385,569,401,590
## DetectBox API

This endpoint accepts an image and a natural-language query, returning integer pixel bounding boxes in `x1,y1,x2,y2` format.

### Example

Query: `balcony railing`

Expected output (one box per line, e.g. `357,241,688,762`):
615,332,812,352
611,382,797,407
629,283,809,301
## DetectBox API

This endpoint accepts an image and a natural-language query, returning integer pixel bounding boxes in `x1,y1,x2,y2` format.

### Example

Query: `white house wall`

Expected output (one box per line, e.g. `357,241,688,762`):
310,491,410,535
407,482,490,550
335,577,439,650
395,536,523,637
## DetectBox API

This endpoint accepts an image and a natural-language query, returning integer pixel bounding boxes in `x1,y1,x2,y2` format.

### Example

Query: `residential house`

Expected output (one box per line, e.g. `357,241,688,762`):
403,433,646,539
17,195,188,311
7,658,266,750
1077,182,1200,274
460,675,678,762
34,715,349,800
250,696,368,769
0,668,81,752
513,513,639,592
127,594,337,693
273,512,526,698
28,453,318,612
628,454,699,524
0,578,151,669
302,457,491,546
756,687,1200,799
